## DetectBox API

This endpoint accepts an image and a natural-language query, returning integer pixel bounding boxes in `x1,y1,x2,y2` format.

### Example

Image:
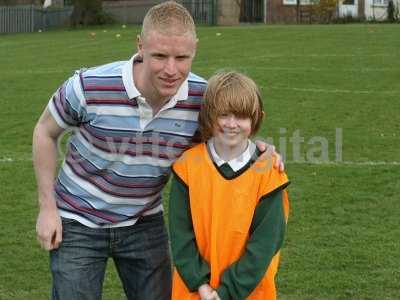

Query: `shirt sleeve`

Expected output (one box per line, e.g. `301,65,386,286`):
216,189,287,300
168,173,211,292
47,70,87,129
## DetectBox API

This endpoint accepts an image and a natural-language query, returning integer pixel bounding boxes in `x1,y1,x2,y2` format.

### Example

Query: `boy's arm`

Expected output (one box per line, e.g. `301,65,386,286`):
216,190,287,300
168,174,211,292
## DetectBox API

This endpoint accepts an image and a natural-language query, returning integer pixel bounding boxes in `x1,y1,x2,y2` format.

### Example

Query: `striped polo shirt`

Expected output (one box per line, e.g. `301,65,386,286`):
48,55,207,228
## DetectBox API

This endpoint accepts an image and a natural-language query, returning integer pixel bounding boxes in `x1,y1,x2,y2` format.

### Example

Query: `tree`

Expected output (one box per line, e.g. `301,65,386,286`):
387,0,396,22
217,0,241,25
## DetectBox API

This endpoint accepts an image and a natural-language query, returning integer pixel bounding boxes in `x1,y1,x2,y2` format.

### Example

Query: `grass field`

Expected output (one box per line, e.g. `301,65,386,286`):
1,24,399,299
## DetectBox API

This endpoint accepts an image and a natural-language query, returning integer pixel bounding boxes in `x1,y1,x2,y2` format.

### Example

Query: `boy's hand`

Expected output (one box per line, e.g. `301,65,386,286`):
198,284,217,300
209,290,221,300
255,141,284,172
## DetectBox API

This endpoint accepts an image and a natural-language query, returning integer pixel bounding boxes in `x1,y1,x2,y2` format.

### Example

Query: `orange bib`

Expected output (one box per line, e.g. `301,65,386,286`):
172,143,289,300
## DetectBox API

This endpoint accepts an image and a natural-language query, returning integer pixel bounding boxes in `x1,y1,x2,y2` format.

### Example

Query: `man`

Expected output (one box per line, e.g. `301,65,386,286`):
33,2,283,299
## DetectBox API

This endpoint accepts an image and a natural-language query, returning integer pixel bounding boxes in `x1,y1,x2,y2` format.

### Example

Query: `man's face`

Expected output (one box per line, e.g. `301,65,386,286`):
138,29,197,103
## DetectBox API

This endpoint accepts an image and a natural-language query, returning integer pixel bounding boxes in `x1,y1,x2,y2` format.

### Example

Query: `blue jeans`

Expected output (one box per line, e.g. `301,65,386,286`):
50,212,171,300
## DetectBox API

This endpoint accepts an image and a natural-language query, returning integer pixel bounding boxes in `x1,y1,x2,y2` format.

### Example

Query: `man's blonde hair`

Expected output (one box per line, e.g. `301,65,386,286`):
199,71,264,141
141,1,196,39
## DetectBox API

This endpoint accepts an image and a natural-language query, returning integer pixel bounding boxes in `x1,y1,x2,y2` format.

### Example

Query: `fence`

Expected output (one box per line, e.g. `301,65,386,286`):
240,0,264,22
182,0,217,24
34,6,73,31
103,0,216,25
1,1,216,34
0,5,33,33
0,5,72,34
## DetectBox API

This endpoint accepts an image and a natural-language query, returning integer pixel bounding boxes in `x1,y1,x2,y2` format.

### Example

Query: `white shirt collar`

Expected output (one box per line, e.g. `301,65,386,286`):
122,54,189,103
208,138,256,172
122,55,140,99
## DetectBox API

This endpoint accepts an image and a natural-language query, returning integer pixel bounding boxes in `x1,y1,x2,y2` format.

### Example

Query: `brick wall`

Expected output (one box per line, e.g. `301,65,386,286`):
0,0,38,5
267,0,298,23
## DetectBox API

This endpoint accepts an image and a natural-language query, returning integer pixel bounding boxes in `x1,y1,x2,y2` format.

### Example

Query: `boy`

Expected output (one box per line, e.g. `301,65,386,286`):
169,71,290,300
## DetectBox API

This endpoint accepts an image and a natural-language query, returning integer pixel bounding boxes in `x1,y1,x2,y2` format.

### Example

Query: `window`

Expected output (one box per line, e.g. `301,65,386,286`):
283,0,313,5
373,0,388,5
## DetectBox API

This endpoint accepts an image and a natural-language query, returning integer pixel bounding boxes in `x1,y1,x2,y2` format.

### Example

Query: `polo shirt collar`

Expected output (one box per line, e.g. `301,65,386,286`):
122,55,140,99
122,54,189,102
208,138,256,172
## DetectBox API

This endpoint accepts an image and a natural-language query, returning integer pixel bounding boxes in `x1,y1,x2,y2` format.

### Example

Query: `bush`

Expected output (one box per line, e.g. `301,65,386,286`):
309,0,339,23
332,13,366,23
70,0,115,26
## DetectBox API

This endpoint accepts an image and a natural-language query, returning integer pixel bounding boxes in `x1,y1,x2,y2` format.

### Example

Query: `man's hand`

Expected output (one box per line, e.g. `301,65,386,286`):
36,205,62,251
198,284,218,300
255,141,285,172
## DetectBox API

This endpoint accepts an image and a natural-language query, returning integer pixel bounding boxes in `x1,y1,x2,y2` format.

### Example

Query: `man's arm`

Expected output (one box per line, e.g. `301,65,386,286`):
33,108,65,251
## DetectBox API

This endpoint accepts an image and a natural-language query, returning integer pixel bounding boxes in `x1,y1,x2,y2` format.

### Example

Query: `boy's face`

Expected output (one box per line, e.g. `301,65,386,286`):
213,113,252,148
137,28,197,103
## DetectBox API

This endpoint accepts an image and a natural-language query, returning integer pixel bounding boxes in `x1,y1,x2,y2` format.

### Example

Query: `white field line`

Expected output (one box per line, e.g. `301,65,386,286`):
285,160,400,166
199,53,400,63
246,66,396,73
11,67,396,76
248,53,399,59
195,53,400,65
0,157,33,163
1,156,399,166
265,85,400,95
8,69,73,75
